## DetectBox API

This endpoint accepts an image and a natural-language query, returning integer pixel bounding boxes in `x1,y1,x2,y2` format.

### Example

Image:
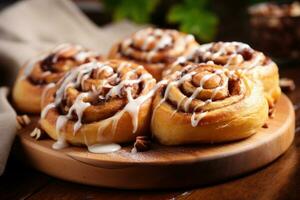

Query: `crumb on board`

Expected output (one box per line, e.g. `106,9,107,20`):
280,78,295,92
16,115,31,130
30,127,42,140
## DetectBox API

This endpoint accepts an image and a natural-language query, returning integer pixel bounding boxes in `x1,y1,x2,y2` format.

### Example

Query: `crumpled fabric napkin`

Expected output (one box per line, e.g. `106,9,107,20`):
0,0,143,175
0,88,17,175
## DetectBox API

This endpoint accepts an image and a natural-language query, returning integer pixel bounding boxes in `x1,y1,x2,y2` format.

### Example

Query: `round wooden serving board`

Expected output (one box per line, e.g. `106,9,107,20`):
17,94,295,189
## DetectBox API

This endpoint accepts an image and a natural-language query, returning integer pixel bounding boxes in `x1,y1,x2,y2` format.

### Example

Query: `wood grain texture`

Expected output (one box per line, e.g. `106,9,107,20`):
16,94,294,189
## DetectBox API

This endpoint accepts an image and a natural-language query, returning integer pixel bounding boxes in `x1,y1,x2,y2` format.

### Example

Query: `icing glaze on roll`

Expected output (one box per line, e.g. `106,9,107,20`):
155,63,246,127
40,60,158,149
22,43,101,84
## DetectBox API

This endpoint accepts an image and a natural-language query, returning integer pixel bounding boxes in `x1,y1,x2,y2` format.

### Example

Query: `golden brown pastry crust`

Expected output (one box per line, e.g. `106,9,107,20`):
163,42,281,108
108,27,200,80
40,60,156,146
152,63,269,145
12,44,102,113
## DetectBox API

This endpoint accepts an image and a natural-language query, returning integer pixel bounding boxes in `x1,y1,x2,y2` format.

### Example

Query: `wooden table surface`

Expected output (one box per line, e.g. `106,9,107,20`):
1,66,300,200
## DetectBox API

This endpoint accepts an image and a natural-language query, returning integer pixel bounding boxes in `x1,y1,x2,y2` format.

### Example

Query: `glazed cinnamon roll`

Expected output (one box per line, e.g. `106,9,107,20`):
108,27,199,80
40,60,156,147
152,63,269,145
164,42,281,108
12,44,102,113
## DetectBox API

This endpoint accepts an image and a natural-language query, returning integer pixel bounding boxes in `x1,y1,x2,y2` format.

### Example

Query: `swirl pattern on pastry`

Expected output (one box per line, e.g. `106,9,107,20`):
108,27,199,80
40,60,157,148
12,44,101,113
164,41,281,108
152,63,269,145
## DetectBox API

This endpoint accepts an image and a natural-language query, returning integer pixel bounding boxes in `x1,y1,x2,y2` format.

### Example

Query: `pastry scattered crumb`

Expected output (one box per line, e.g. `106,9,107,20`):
262,123,269,128
280,78,295,92
16,115,31,130
131,136,151,153
30,128,42,140
268,107,275,118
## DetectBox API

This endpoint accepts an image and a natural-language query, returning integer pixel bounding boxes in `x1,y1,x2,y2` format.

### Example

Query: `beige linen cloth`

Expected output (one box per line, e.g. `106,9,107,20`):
0,0,143,175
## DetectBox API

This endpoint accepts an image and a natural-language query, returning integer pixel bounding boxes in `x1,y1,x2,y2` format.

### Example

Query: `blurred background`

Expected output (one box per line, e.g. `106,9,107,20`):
0,0,299,71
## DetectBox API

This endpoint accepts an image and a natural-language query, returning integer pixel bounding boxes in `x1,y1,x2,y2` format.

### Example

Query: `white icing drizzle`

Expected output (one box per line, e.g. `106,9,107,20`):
67,93,91,134
131,147,138,153
123,79,165,132
172,41,272,78
56,115,68,133
153,34,172,51
41,103,55,119
175,56,187,65
41,83,55,110
21,54,46,80
21,43,98,80
41,61,159,150
41,71,51,77
97,78,166,139
87,143,121,154
120,28,195,63
183,73,216,112
145,51,155,62
154,66,231,127
52,133,69,150
191,112,208,127
74,51,95,62
151,70,195,125
141,35,155,50
198,42,269,71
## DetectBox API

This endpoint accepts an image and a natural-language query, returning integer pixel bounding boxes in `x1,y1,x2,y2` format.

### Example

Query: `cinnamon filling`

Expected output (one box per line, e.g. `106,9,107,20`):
26,44,100,85
178,42,271,70
158,64,244,120
51,61,151,125
117,28,196,64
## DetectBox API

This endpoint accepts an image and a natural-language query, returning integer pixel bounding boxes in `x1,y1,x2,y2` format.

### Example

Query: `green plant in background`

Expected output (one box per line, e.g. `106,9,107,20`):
167,0,218,42
249,0,287,4
102,0,218,42
102,0,159,23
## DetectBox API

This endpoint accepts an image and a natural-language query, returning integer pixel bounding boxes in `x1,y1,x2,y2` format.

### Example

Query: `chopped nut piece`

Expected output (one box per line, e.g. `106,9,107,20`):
280,78,295,92
16,115,31,130
30,128,42,140
131,136,151,153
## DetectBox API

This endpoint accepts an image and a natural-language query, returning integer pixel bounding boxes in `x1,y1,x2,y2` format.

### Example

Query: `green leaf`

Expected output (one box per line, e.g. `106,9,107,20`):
167,5,187,23
184,0,209,8
103,0,159,24
167,0,218,42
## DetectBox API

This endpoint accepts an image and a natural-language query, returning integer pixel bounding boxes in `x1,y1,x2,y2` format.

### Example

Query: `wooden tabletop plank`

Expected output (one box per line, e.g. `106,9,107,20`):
0,157,52,200
27,179,187,200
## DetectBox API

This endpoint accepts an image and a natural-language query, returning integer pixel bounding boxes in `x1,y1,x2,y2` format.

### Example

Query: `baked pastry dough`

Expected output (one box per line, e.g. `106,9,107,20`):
40,60,156,147
108,27,199,80
164,42,281,109
12,44,101,113
152,63,269,145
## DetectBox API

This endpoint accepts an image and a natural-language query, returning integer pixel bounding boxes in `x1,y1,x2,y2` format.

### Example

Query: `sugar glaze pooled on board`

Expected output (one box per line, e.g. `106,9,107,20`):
87,143,121,154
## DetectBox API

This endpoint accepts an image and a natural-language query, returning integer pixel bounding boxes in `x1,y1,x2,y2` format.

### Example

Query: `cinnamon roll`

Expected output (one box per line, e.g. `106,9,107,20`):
152,63,269,145
40,60,156,147
12,44,102,113
108,27,199,80
164,42,281,108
